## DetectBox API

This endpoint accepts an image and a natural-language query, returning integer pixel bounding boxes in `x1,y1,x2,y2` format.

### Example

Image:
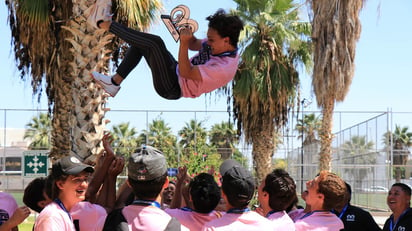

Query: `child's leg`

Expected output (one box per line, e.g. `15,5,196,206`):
110,22,181,99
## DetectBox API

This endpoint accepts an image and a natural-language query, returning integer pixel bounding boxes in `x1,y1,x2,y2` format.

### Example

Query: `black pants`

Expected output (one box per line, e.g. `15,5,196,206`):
110,22,182,99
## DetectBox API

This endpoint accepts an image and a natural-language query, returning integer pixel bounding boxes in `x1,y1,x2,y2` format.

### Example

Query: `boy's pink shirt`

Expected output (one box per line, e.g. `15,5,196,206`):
34,202,76,231
178,54,239,98
201,210,276,231
267,210,296,230
70,201,107,231
294,211,344,231
288,208,306,222
122,205,189,231
165,208,222,231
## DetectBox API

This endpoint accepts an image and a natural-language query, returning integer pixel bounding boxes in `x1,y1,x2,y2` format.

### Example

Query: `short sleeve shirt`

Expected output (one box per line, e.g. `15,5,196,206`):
119,204,189,231
202,210,275,231
165,208,223,231
295,211,344,231
267,210,295,230
34,202,76,231
0,192,18,230
70,201,107,231
178,40,239,98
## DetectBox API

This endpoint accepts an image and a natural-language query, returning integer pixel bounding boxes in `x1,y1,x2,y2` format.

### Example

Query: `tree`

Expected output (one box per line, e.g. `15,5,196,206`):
6,0,162,162
178,119,208,153
310,0,363,171
228,0,312,181
341,135,376,188
138,118,178,167
383,125,412,182
295,113,322,145
24,113,52,150
209,121,239,159
111,122,139,158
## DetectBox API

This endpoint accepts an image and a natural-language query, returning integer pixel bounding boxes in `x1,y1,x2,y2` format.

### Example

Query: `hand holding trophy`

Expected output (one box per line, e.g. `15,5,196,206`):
161,5,199,42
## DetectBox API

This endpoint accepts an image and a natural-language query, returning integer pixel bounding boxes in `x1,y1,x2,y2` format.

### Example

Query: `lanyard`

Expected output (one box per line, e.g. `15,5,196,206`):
227,208,250,214
54,199,72,220
390,208,411,231
180,207,193,212
337,204,349,219
132,199,161,208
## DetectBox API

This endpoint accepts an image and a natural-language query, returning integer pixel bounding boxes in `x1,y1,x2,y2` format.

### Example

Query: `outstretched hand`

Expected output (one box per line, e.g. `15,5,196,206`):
102,132,115,159
176,166,190,184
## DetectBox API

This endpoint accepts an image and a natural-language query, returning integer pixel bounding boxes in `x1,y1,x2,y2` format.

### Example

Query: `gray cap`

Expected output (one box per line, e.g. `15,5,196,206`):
55,156,94,176
128,146,167,181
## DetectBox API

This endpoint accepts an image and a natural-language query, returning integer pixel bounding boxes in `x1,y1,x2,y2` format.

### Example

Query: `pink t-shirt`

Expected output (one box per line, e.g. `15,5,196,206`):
70,201,107,231
122,205,189,231
294,211,344,231
202,210,275,231
288,208,307,222
165,208,223,231
267,210,295,230
0,192,18,230
34,202,76,231
178,40,239,98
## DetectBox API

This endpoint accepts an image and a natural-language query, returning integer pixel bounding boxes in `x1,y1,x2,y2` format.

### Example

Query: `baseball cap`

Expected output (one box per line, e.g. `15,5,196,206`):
128,146,167,181
220,159,255,205
53,156,94,176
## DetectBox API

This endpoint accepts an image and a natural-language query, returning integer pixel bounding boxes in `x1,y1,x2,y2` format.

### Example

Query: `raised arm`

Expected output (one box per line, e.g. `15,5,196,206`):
86,133,116,203
178,27,202,81
169,166,192,209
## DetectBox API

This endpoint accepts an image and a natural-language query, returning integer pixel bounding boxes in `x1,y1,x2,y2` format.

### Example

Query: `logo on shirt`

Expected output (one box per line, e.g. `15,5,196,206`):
191,42,211,65
0,209,9,226
346,214,355,222
397,226,406,231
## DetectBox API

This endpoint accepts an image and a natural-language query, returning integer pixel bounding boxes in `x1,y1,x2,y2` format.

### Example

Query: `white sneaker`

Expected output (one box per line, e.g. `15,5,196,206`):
91,71,120,97
85,0,112,29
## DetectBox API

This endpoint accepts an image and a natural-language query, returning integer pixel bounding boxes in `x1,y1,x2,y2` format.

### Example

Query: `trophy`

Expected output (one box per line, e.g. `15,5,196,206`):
161,5,199,42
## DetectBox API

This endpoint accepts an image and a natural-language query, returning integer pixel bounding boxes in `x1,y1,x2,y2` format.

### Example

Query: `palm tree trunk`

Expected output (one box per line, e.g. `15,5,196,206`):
252,127,274,182
319,98,335,171
64,0,114,163
50,78,73,160
48,0,75,161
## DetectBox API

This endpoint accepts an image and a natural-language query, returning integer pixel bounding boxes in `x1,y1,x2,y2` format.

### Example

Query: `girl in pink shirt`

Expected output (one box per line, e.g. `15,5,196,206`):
34,156,94,231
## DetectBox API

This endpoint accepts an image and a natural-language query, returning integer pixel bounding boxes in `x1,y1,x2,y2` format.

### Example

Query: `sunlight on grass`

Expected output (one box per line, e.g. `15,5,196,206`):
18,215,35,231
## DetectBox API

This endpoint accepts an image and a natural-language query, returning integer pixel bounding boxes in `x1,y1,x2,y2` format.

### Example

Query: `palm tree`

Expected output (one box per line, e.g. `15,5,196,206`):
138,118,178,167
178,119,208,153
209,121,239,159
6,0,162,162
229,0,312,181
111,122,139,158
24,113,52,150
310,0,363,171
383,125,412,182
295,113,322,145
341,135,376,189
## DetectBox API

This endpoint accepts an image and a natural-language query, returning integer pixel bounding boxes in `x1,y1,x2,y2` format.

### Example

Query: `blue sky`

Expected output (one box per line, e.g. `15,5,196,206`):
0,0,411,132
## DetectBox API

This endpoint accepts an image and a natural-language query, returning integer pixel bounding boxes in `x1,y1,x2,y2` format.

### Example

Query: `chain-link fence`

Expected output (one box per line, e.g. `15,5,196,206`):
1,108,412,211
